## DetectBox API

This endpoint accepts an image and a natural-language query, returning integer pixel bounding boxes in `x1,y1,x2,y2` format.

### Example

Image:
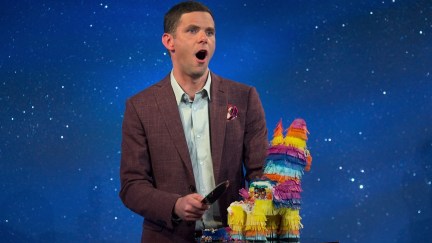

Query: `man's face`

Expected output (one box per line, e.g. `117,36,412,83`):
168,11,215,79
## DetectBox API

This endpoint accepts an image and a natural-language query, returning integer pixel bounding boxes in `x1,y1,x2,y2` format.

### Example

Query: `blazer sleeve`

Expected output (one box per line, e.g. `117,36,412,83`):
243,87,268,182
119,98,180,229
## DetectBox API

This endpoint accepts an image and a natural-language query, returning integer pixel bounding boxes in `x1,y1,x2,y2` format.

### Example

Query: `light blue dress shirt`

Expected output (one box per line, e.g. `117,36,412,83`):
170,71,222,229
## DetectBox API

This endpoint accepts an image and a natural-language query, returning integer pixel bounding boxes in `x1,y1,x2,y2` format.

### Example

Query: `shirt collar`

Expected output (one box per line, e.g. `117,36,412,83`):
170,71,212,105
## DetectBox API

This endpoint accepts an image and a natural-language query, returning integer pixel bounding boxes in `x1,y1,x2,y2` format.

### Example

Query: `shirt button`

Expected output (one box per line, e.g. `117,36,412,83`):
200,161,203,165
197,134,201,138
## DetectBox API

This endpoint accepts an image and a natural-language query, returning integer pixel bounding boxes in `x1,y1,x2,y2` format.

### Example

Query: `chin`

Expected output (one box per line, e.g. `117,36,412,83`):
190,68,208,79
190,72,206,80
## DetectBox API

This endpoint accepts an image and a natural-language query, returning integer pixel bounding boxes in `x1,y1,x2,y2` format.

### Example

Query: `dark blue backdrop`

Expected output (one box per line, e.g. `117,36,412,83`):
1,0,431,242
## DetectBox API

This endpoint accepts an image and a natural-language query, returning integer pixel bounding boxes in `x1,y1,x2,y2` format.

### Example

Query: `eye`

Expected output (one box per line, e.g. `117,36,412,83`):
206,30,215,37
187,28,198,34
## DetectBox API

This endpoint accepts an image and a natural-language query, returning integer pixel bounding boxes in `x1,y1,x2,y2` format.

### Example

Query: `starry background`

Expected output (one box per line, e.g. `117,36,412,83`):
1,0,431,242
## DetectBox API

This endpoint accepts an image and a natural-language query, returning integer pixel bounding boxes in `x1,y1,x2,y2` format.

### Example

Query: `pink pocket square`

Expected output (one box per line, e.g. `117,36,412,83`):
227,104,238,120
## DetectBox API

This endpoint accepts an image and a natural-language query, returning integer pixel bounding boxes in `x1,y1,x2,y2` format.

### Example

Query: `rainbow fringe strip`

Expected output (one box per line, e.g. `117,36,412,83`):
227,118,312,241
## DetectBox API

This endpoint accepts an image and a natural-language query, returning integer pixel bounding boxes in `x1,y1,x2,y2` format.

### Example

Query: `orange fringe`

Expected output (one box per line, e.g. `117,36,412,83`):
304,150,312,171
245,230,268,237
279,229,300,235
287,127,308,140
264,173,300,184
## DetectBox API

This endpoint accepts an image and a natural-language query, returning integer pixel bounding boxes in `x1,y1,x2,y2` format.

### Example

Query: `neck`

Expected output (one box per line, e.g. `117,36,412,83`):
173,69,209,100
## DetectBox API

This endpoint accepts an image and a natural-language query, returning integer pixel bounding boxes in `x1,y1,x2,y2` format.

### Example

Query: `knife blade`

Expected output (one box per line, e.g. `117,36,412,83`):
201,180,230,205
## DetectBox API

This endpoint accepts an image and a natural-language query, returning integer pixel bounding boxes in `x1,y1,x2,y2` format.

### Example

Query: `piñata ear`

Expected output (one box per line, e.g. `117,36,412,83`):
271,119,285,146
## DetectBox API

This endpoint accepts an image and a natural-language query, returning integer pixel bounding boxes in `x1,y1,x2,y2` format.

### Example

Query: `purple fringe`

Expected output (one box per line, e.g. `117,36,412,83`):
267,145,307,161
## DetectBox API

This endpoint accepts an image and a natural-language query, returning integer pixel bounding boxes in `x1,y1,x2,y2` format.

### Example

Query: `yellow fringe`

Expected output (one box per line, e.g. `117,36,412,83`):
228,204,246,230
279,209,303,231
266,215,281,230
253,199,276,216
245,213,267,231
271,135,285,146
284,136,306,149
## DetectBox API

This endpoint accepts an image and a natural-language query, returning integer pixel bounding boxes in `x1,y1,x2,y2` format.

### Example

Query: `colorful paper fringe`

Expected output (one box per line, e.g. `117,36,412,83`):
227,118,312,241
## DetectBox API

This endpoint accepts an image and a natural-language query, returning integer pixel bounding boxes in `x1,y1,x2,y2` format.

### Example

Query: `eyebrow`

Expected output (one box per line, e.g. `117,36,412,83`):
185,24,215,32
206,26,215,32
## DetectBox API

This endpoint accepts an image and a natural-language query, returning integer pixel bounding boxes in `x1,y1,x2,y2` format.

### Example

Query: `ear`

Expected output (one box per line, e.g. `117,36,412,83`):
162,33,175,52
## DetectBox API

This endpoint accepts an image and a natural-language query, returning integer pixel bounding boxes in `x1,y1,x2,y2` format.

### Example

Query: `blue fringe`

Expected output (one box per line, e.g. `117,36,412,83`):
263,161,305,178
266,154,307,167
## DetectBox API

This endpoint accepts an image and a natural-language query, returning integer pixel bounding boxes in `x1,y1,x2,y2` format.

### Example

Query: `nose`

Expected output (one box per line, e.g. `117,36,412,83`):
198,30,208,43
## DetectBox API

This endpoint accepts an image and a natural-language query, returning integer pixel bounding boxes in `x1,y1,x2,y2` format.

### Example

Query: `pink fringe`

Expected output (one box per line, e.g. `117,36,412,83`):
273,180,302,200
239,188,250,200
267,145,306,161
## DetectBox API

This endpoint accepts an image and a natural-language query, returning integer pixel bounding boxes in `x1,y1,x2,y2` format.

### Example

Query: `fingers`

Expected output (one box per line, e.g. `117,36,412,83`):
174,193,210,221
188,193,203,201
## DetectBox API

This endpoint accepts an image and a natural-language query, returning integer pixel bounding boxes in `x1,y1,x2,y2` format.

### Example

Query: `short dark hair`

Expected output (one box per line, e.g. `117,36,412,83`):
164,1,214,34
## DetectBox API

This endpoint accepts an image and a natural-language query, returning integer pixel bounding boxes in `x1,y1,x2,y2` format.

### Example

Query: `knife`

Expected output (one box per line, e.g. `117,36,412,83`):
201,180,230,205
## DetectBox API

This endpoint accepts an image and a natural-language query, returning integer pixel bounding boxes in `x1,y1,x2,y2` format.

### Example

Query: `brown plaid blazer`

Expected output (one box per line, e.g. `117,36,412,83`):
120,72,268,242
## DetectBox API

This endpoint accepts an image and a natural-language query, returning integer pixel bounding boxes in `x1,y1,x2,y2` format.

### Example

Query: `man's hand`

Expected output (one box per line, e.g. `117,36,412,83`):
174,193,209,221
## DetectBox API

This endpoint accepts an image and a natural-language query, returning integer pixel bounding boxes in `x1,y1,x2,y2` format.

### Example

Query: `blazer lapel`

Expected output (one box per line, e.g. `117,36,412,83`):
153,76,194,178
209,73,227,183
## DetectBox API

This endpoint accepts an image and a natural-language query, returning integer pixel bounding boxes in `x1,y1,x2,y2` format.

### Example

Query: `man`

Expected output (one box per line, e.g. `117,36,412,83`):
119,1,268,242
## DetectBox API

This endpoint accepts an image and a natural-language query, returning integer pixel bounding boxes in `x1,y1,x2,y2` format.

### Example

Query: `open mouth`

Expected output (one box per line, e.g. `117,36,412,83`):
195,50,207,61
